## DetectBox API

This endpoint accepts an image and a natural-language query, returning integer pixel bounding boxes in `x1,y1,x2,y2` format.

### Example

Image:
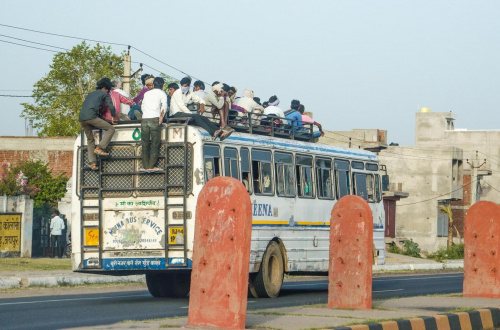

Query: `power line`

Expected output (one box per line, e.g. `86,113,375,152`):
0,23,203,82
0,33,69,50
0,39,59,53
398,180,473,207
130,46,205,83
0,23,128,47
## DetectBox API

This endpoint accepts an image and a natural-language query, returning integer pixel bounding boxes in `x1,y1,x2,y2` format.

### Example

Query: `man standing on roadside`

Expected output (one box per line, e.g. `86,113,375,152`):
50,210,65,259
140,77,167,172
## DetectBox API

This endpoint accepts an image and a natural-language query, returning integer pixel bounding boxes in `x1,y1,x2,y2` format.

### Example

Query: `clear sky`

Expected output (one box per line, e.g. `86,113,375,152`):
1,1,499,146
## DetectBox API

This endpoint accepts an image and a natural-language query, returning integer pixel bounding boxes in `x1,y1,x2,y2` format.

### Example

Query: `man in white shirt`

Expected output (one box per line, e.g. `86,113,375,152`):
140,77,167,172
176,77,206,113
168,83,233,141
50,210,65,258
189,80,208,111
263,95,285,118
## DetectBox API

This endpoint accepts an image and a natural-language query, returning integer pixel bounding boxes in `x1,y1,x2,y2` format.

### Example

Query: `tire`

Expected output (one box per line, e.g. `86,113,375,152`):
146,273,191,298
253,241,284,298
248,273,259,298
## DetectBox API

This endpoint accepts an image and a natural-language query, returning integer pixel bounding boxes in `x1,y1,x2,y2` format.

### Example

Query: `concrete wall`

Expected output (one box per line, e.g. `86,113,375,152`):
377,146,463,252
0,136,75,177
0,195,34,257
415,112,500,205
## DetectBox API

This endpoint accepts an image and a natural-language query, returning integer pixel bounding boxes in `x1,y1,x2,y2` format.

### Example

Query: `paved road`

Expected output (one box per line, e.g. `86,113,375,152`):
0,273,463,330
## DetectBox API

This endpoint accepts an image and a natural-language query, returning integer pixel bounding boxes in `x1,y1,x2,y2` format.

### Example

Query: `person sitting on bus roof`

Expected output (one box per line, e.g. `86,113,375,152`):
169,83,233,141
284,99,303,129
236,88,264,123
263,95,285,118
100,80,136,122
192,80,207,100
111,79,134,121
204,83,231,130
299,103,324,138
177,76,206,113
79,78,117,170
129,74,154,120
140,77,167,172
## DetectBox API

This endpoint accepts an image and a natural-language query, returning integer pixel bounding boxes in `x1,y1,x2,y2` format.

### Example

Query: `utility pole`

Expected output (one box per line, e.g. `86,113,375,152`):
110,46,142,95
122,51,132,94
467,151,486,206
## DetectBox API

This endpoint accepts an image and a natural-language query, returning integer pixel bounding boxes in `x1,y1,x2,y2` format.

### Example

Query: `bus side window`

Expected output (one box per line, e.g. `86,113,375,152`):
296,155,314,198
353,173,369,201
251,149,273,195
335,159,350,198
275,152,294,197
316,158,334,199
223,147,239,180
374,174,381,202
203,145,221,182
240,148,251,193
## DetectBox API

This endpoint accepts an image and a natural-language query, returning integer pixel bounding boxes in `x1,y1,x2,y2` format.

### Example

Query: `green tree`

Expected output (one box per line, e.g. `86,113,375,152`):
21,42,141,137
0,160,69,208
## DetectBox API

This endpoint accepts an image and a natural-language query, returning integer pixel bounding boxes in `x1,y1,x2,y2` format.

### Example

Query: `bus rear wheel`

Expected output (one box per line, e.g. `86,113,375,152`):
253,241,284,298
146,273,191,298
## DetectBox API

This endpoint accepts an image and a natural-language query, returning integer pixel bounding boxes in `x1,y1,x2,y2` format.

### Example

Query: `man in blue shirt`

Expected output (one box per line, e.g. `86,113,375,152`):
285,99,303,129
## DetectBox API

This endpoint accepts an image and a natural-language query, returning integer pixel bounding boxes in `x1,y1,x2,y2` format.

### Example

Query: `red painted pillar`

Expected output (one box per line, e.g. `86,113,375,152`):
328,195,373,309
463,201,500,298
187,177,253,329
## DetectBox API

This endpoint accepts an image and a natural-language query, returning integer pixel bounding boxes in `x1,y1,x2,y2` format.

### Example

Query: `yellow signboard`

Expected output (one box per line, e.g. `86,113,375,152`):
0,214,21,252
85,228,99,246
169,227,184,245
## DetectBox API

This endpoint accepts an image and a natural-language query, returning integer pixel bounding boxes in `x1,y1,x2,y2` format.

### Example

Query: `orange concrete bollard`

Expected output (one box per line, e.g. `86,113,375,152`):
187,176,253,329
328,195,373,310
463,201,500,298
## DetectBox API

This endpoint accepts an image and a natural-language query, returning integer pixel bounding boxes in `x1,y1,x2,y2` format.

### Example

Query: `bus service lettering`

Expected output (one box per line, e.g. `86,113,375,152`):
253,203,273,217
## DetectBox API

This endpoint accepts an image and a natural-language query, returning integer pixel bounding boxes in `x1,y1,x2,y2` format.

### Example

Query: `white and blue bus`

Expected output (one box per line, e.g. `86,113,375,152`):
71,118,385,298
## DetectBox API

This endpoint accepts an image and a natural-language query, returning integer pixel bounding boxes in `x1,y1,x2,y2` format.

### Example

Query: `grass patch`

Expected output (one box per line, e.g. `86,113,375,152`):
340,317,406,327
443,307,477,314
0,258,71,272
427,244,464,262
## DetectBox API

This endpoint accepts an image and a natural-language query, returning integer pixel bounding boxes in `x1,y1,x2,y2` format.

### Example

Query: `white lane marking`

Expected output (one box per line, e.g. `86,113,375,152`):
283,283,327,288
373,289,404,293
0,293,150,306
180,306,189,309
373,274,463,282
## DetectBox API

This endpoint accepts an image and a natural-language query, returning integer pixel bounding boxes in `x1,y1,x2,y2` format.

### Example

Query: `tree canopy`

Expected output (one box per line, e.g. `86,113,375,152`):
21,42,141,137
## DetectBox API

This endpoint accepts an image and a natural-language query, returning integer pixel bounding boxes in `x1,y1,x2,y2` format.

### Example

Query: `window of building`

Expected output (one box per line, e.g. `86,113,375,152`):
296,155,314,198
251,149,273,195
316,158,334,199
275,152,295,197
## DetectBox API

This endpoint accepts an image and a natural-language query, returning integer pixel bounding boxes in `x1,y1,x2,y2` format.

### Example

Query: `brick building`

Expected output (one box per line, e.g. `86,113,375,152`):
0,136,75,177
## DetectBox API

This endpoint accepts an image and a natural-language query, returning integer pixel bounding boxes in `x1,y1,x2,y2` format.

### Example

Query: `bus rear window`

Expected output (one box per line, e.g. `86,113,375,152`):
275,152,294,197
223,147,239,180
296,155,313,198
316,158,334,199
335,159,350,198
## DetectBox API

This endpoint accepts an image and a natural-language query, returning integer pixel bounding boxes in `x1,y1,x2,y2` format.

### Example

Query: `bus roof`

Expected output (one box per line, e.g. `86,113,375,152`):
195,128,378,161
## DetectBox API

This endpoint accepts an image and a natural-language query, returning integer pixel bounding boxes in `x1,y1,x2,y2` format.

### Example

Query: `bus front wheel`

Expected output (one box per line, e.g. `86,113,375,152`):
253,241,284,298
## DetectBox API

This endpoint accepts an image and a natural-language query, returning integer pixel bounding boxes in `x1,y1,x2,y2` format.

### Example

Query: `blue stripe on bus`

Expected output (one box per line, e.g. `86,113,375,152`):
199,132,377,159
86,258,192,270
